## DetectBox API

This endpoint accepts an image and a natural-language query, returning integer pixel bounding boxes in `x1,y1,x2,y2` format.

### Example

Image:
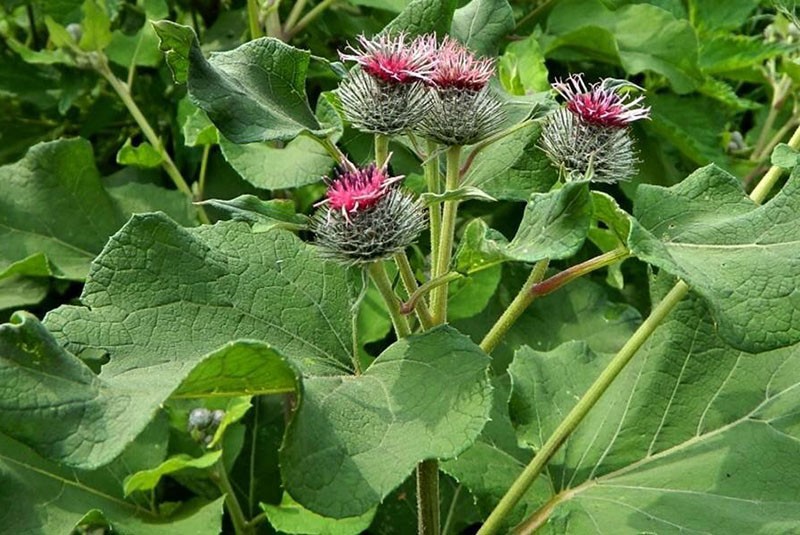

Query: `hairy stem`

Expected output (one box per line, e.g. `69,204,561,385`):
284,0,308,33
401,272,462,316
477,280,691,534
197,144,211,201
751,122,800,203
430,145,462,323
374,133,390,167
367,261,411,338
394,251,435,330
417,459,441,535
479,259,549,354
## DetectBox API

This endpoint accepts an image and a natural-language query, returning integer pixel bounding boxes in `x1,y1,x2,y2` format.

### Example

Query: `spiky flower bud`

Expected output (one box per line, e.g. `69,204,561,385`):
418,37,505,146
337,34,437,134
541,73,650,183
188,407,225,445
313,163,427,265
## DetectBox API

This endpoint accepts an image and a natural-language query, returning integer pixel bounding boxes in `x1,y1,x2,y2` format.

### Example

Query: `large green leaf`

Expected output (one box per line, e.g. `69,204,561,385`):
507,277,800,532
461,122,558,201
0,312,298,468
0,433,225,534
0,139,128,281
630,164,800,352
281,326,492,518
263,493,376,535
450,0,514,56
153,21,327,143
543,0,703,93
504,181,592,262
383,0,458,36
0,139,196,283
45,215,355,378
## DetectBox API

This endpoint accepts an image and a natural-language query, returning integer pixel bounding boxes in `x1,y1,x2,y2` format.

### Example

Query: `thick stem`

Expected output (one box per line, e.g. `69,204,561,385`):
213,460,254,535
97,59,210,224
394,251,435,330
247,0,264,39
425,140,442,297
367,261,411,338
374,133,390,167
417,459,441,535
479,259,549,354
478,280,691,535
430,145,461,323
264,0,283,39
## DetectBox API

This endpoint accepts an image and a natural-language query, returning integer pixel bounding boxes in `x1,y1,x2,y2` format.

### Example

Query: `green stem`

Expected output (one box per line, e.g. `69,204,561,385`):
394,251,435,330
374,133,390,167
441,484,462,535
479,259,549,354
751,122,800,203
284,0,308,33
367,261,411,338
247,0,264,39
530,248,630,298
752,75,791,161
430,145,461,323
97,57,210,224
284,0,338,39
197,144,211,201
477,280,691,535
425,140,442,297
401,272,462,316
213,460,254,535
417,459,440,535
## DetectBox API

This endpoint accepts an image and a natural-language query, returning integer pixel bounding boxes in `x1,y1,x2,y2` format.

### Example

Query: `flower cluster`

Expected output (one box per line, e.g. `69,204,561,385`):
336,33,504,145
541,74,650,183
312,162,426,265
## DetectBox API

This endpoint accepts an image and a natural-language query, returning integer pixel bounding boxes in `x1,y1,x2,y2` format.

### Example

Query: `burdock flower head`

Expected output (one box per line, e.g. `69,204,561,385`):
541,73,650,183
418,37,505,146
313,161,427,265
337,33,436,134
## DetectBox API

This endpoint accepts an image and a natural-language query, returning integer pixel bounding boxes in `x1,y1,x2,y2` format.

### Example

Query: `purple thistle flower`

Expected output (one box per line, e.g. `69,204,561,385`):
312,160,426,265
552,74,650,127
430,37,495,91
339,33,438,85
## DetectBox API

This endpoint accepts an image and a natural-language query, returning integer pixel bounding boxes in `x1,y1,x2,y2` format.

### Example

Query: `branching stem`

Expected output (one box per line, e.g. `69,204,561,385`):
394,251,435,329
430,145,462,323
367,261,411,338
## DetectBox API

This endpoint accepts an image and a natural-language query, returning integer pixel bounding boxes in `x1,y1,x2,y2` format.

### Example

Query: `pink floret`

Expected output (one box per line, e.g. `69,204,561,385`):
319,164,404,218
430,37,494,91
339,33,437,84
552,74,650,127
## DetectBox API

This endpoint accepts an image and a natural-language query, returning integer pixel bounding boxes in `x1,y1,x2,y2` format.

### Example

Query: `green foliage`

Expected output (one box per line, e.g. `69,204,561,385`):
2,0,800,532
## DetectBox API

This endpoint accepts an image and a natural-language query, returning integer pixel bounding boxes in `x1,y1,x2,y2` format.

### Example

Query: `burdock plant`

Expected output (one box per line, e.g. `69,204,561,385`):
541,73,651,182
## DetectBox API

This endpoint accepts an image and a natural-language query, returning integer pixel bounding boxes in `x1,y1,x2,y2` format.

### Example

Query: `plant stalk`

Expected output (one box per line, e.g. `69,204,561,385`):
530,248,630,298
394,252,435,330
401,272,462,316
374,133,390,167
430,145,462,323
247,0,264,39
479,259,549,354
284,0,338,39
417,459,441,535
751,122,800,203
284,0,308,33
367,261,411,338
197,144,211,201
425,140,443,299
97,58,210,224
213,460,254,535
477,280,691,534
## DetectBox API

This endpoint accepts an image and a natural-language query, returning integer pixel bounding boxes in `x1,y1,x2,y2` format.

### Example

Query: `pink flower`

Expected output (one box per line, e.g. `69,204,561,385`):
430,37,494,91
552,74,650,127
317,163,403,219
339,33,437,84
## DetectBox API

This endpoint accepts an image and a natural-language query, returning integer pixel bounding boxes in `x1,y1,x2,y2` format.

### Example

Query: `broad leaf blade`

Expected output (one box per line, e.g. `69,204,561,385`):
629,164,800,352
46,215,355,379
383,0,458,36
450,0,514,56
0,312,299,468
281,326,492,518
